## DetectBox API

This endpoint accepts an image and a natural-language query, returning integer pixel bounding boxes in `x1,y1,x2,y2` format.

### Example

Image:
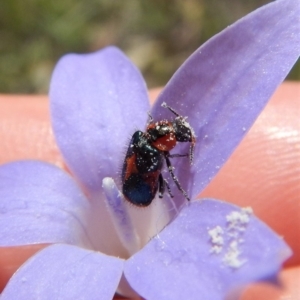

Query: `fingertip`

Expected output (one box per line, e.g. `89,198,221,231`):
241,266,300,300
0,95,63,167
0,244,49,292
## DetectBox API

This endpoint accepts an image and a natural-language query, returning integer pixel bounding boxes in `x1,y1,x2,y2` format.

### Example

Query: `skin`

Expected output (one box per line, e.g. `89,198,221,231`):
0,81,299,299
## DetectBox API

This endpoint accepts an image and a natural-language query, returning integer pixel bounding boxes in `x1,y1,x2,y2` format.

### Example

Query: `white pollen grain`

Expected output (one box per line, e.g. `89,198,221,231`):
207,206,253,269
208,226,224,253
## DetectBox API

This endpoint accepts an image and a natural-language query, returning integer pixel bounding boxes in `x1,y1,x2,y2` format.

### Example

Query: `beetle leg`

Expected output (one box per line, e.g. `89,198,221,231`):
189,142,195,164
167,153,189,158
158,173,164,198
166,149,194,164
164,177,174,198
147,111,154,124
165,155,190,201
158,173,174,199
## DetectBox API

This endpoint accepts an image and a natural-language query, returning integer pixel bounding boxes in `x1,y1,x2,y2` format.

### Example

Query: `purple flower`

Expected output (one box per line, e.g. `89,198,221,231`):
0,0,299,299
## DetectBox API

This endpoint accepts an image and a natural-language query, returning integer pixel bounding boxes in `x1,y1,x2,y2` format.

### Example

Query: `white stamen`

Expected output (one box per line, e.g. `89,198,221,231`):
102,177,140,255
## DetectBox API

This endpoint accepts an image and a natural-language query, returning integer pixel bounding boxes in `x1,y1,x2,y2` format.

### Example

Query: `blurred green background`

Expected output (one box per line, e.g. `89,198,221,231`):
0,0,299,94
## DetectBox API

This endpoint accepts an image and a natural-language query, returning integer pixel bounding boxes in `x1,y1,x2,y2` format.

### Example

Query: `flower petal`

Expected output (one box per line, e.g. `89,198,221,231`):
0,244,124,300
0,161,93,248
102,177,140,255
50,46,150,195
152,0,300,200
102,177,174,253
124,199,291,300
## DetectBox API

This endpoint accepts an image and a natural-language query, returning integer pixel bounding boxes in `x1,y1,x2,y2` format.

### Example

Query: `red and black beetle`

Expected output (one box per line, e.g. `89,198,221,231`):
122,102,196,207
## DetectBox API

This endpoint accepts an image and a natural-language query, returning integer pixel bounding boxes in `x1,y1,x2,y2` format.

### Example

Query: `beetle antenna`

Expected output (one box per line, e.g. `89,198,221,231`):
161,102,180,117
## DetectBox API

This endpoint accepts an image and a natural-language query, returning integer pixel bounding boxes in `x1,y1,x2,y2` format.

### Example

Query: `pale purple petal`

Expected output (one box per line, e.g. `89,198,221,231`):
50,46,150,195
0,244,124,300
0,161,93,248
152,0,300,200
102,177,140,255
102,176,174,254
124,199,291,300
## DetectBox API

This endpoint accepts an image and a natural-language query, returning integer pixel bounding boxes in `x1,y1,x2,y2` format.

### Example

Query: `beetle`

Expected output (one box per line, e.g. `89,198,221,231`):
122,102,196,207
